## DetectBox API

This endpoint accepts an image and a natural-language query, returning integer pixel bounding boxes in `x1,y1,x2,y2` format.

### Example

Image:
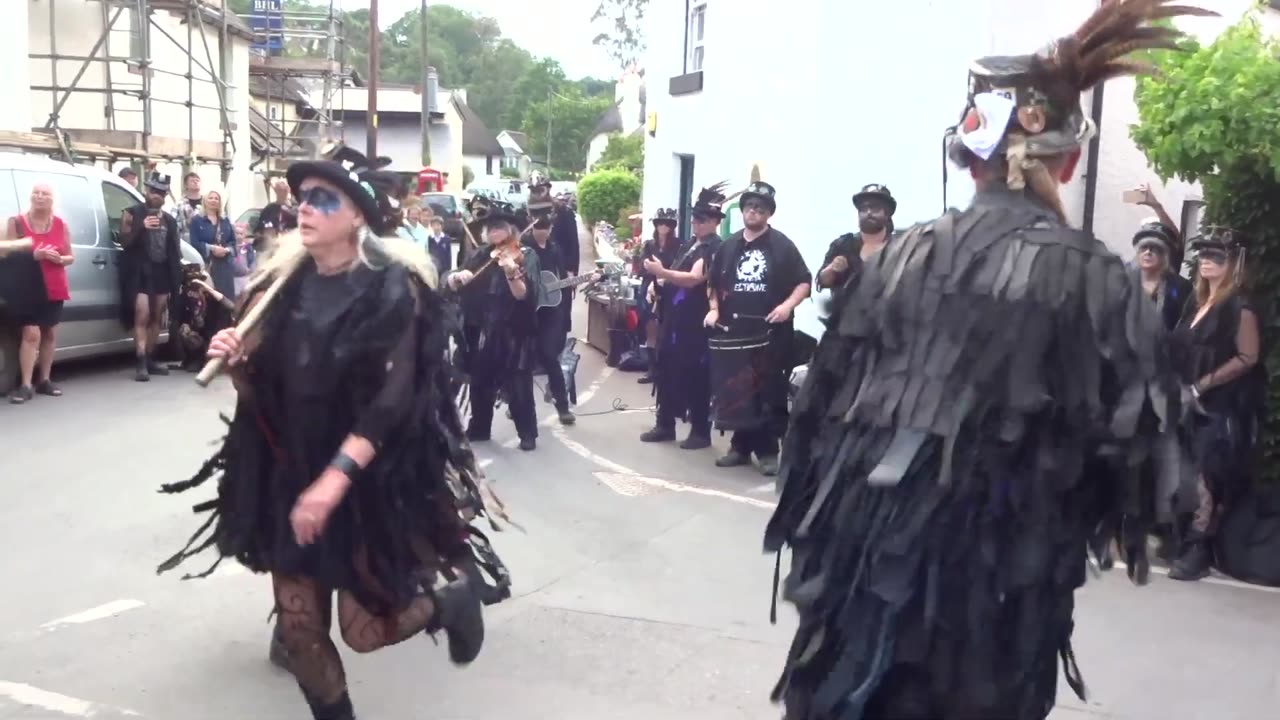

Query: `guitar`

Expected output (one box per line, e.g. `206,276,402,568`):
538,270,604,309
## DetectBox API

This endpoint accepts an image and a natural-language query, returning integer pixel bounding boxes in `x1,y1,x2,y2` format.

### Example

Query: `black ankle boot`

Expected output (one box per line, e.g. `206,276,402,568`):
1168,539,1212,581
426,574,485,664
303,690,356,720
269,621,290,670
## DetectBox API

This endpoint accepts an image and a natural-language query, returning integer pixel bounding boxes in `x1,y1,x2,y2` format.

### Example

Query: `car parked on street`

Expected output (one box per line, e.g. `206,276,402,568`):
0,152,204,394
420,192,465,240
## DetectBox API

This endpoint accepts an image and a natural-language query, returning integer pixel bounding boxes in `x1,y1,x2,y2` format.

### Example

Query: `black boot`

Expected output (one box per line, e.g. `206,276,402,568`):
716,450,750,467
1168,539,1211,581
640,425,676,442
680,430,711,450
426,575,486,664
135,356,150,382
302,689,356,720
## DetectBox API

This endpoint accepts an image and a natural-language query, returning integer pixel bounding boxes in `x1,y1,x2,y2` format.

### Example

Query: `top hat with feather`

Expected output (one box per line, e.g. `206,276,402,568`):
691,183,729,221
947,0,1216,167
285,142,394,235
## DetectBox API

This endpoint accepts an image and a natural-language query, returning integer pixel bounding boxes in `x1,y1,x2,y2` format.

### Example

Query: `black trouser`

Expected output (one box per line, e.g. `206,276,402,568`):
468,366,537,440
655,356,711,436
730,426,779,458
535,306,570,413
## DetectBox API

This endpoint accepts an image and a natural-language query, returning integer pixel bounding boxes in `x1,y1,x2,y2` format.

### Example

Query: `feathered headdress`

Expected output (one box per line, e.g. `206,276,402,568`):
691,181,729,219
949,0,1216,166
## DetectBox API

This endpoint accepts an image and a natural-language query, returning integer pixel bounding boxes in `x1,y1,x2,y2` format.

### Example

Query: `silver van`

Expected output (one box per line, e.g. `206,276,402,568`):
0,152,204,394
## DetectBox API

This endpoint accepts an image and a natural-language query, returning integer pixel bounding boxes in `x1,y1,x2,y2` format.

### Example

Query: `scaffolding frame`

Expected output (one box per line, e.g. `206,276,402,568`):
4,0,247,179
239,1,353,177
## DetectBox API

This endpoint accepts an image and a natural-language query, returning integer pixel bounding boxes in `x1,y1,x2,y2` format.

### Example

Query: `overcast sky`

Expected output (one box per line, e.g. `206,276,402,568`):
348,0,619,80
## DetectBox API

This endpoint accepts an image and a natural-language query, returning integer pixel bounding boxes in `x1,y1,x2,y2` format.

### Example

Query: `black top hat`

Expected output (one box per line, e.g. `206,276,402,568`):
852,183,896,214
286,143,393,234
691,183,728,220
652,208,677,225
1188,226,1243,255
740,181,777,213
527,184,554,212
145,172,171,193
480,209,523,232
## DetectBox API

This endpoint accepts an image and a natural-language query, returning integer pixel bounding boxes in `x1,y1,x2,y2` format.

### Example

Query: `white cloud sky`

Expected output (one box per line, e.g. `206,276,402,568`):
340,0,620,80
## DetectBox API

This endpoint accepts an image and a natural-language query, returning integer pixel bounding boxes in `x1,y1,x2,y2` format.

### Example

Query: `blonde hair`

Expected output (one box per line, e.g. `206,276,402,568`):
244,227,438,299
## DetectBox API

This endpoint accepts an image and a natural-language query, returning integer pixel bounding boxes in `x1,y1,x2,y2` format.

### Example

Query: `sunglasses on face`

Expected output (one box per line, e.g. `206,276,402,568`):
1198,249,1229,266
742,201,770,213
297,186,344,215
857,204,887,216
1135,240,1167,256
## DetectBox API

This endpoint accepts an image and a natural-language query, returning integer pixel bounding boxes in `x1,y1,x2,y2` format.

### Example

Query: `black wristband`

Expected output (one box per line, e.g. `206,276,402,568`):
329,451,362,479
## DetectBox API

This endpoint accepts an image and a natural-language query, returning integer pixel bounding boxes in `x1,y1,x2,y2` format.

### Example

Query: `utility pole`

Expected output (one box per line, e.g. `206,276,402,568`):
367,0,380,161
420,0,431,166
545,90,552,169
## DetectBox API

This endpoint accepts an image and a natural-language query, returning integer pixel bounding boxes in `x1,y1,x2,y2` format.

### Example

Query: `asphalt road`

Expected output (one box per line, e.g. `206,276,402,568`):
1,229,1277,718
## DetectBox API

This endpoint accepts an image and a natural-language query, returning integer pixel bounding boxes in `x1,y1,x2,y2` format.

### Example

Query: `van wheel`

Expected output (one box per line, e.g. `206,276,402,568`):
0,323,19,396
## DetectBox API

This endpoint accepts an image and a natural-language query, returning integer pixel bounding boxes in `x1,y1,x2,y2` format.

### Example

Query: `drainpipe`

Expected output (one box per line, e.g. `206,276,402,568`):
1082,1,1112,234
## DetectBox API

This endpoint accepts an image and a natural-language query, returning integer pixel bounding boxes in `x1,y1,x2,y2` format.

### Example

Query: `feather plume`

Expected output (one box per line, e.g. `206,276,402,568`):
1034,0,1216,101
750,163,762,183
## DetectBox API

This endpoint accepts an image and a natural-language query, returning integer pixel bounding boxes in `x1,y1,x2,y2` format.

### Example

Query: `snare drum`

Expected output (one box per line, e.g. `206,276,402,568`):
709,332,772,431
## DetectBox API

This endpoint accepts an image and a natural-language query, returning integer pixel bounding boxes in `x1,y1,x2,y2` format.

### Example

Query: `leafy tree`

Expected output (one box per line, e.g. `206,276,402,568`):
504,59,570,130
592,0,648,71
578,168,641,225
593,133,644,175
1131,10,1280,481
521,89,613,173
462,164,475,189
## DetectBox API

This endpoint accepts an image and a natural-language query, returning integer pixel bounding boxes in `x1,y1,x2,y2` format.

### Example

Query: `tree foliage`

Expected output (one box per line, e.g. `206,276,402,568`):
593,133,644,176
1131,12,1280,481
228,0,615,174
592,0,648,71
577,168,642,225
521,89,614,173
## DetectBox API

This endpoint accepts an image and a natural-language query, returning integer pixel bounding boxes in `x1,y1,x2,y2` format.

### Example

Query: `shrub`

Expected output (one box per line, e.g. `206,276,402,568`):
462,164,476,189
1131,13,1280,482
577,168,641,226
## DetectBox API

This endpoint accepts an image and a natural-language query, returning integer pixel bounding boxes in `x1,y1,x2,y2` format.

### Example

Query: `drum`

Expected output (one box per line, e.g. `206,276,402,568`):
709,332,772,431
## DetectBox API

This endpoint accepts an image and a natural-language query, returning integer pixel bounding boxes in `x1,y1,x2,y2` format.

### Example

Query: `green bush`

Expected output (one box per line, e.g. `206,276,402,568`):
462,164,476,189
616,205,640,237
1131,13,1280,482
499,166,520,179
594,134,645,177
577,168,641,226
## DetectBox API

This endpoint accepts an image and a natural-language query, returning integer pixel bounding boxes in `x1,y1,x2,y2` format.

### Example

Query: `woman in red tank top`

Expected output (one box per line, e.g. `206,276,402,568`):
6,182,74,404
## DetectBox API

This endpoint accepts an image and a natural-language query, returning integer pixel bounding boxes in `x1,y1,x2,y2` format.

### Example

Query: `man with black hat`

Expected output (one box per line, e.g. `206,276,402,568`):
815,183,896,312
120,172,182,382
446,207,542,450
763,2,1206,717
705,180,811,476
523,182,576,425
460,194,492,268
640,185,727,449
1133,219,1191,331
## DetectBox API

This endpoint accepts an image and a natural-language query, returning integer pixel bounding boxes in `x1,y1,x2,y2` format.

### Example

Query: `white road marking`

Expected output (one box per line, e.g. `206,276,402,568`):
750,482,776,494
1112,560,1280,594
478,458,493,469
0,681,140,717
40,599,145,630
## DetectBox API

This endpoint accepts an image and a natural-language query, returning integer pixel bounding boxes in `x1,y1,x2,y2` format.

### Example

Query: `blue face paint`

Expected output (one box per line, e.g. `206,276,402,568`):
297,186,343,215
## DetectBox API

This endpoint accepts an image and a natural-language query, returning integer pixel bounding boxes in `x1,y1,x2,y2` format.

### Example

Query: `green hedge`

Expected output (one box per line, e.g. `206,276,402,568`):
577,169,641,226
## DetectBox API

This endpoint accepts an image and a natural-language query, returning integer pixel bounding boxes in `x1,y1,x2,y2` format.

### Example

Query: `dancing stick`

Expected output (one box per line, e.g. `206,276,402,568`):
194,271,291,387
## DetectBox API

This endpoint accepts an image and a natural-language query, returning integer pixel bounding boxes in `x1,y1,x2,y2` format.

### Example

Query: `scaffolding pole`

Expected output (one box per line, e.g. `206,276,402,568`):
21,0,244,168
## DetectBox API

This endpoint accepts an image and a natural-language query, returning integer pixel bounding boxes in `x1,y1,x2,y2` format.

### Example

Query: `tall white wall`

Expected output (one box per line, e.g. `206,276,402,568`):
0,1,31,132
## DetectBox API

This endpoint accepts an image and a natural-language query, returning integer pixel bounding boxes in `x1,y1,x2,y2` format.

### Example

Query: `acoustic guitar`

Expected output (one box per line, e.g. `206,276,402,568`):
538,270,605,309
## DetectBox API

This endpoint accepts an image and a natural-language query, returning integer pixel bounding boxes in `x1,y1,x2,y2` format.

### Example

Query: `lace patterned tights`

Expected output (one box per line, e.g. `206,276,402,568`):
273,573,435,705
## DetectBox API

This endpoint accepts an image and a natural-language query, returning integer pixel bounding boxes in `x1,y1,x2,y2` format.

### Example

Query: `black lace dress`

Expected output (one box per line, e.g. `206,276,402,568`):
157,259,511,613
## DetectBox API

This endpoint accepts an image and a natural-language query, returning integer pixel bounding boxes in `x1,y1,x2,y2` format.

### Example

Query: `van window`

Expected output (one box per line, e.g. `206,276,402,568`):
100,181,140,247
11,170,99,248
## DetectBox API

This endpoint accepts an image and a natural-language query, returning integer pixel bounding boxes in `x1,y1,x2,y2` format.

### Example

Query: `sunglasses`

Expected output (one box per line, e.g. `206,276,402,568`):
1198,249,1229,265
742,200,771,213
1135,239,1168,256
296,186,344,215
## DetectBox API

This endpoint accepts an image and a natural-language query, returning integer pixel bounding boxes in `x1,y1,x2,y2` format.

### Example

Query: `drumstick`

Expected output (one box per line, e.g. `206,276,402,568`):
194,271,290,387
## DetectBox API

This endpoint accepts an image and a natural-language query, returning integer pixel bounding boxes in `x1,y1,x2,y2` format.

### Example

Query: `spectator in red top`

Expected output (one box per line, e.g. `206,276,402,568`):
5,182,73,403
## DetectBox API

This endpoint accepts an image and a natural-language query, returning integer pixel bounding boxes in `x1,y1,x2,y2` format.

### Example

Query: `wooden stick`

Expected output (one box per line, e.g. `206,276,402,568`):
194,271,290,388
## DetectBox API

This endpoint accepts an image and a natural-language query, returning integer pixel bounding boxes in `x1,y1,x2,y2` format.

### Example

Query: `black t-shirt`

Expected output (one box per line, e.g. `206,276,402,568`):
523,236,563,279
709,227,811,326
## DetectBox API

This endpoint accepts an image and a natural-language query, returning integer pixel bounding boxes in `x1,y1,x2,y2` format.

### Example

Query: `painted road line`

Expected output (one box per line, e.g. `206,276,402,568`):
750,482,776,494
40,599,145,631
0,681,140,717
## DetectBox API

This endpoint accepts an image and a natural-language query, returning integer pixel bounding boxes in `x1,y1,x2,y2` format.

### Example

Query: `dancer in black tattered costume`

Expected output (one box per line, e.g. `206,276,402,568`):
155,146,512,720
763,2,1212,718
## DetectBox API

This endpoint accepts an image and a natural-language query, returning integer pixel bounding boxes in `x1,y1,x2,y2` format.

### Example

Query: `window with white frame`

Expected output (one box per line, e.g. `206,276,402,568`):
687,1,706,73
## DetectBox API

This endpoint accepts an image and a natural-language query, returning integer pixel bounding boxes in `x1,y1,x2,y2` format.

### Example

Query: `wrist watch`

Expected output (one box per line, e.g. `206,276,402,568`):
329,451,362,479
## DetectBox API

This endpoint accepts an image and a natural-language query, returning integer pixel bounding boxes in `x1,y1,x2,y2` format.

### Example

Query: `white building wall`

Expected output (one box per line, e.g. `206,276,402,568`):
586,132,611,170
0,1,32,133
643,0,1278,340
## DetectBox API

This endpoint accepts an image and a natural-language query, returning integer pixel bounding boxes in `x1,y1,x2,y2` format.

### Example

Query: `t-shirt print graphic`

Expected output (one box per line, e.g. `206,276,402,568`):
734,248,769,294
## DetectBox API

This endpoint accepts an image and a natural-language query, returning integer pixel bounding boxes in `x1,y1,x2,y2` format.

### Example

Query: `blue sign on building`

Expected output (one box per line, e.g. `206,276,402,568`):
248,0,285,56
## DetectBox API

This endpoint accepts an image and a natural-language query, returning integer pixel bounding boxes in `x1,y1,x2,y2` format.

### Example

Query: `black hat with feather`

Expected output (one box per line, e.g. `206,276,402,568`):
286,142,398,235
691,182,728,221
947,1,1216,176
